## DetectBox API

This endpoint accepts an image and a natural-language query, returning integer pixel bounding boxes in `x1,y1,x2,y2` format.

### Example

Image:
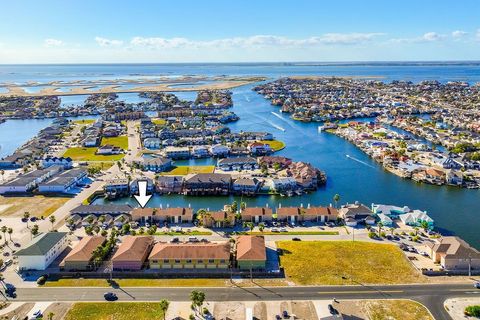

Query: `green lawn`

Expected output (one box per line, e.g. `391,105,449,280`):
63,147,124,161
65,302,165,320
277,240,424,285
101,136,128,150
160,165,215,176
260,139,286,151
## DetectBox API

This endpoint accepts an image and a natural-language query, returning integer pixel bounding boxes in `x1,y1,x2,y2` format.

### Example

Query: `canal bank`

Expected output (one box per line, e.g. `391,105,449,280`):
90,83,480,248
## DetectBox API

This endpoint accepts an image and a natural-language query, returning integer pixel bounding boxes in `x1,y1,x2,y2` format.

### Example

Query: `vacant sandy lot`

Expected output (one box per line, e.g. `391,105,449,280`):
0,195,70,218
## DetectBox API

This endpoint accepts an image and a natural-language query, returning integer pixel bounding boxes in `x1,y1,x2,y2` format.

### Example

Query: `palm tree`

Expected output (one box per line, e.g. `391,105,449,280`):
47,312,55,320
333,194,340,208
258,223,265,233
0,226,6,244
159,299,170,320
389,227,395,237
377,222,383,236
7,228,13,242
24,212,31,228
189,290,205,315
31,224,39,239
49,215,56,230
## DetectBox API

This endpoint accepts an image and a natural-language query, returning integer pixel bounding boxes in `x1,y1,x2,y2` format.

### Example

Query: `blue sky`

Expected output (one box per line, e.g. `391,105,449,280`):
0,0,479,63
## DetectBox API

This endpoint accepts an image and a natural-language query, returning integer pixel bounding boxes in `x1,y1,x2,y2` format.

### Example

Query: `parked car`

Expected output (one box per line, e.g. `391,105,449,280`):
30,310,42,320
171,237,179,243
292,237,301,241
271,228,279,233
280,228,287,232
188,236,199,242
282,310,289,318
104,292,118,301
474,281,480,289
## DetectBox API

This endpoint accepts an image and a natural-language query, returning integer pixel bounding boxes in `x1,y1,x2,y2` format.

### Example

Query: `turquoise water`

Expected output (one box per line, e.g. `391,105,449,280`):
1,63,480,247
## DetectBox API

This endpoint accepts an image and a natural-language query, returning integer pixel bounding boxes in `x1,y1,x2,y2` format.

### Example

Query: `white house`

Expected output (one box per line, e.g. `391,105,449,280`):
16,232,69,271
209,144,230,157
143,138,162,149
42,157,73,169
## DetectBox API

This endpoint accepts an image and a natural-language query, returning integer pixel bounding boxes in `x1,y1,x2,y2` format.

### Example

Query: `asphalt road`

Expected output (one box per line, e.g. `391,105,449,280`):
7,283,480,320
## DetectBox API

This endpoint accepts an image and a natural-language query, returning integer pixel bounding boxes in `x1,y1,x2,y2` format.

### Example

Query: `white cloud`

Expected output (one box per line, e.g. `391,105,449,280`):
95,36,123,47
451,30,468,39
129,33,385,49
391,32,446,43
44,38,63,47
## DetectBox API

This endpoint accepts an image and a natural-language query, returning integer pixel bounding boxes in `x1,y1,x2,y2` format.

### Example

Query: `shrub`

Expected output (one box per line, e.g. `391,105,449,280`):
36,275,48,285
203,307,209,315
465,305,480,317
368,231,377,239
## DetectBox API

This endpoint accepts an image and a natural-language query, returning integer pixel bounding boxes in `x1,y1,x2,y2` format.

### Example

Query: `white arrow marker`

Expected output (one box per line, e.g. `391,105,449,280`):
134,180,152,208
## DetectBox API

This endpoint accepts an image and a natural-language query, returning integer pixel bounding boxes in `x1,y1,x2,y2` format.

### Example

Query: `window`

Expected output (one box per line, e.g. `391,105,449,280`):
174,260,181,264
163,259,169,263
198,260,203,263
186,259,192,263
220,259,226,263
152,260,158,263
208,259,214,263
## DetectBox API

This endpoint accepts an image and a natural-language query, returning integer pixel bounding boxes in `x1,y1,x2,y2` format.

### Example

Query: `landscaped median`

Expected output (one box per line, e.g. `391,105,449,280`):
234,231,339,236
65,302,165,320
277,240,425,285
44,278,228,288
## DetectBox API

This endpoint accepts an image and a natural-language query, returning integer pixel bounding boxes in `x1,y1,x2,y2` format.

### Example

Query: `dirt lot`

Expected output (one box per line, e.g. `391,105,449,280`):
43,302,72,320
0,195,70,218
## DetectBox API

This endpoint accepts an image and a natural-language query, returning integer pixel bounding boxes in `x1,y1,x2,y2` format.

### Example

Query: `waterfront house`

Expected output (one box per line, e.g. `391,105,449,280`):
258,156,292,169
0,166,63,194
302,206,339,223
60,236,106,271
209,144,230,157
202,210,235,228
131,207,193,224
217,157,258,171
376,213,393,226
232,178,261,195
339,203,375,226
71,204,133,217
192,145,210,158
236,236,266,270
142,157,173,173
104,179,129,198
129,178,155,195
82,136,100,147
425,236,480,270
148,241,231,269
248,142,272,155
156,175,183,193
164,146,191,159
399,210,434,229
276,207,301,223
371,204,410,219
183,173,231,195
111,236,154,271
241,207,273,223
16,232,69,271
264,177,297,193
